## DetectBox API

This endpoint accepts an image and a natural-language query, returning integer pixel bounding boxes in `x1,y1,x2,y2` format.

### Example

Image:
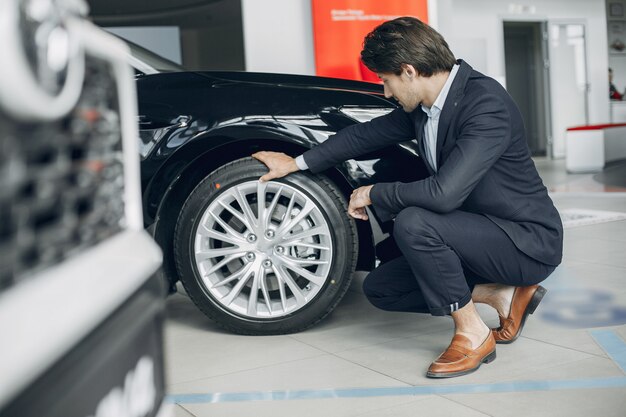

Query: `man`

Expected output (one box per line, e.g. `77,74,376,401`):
253,17,562,378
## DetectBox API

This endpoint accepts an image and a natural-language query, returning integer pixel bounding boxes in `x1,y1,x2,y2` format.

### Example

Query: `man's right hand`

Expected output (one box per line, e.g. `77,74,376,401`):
252,151,299,182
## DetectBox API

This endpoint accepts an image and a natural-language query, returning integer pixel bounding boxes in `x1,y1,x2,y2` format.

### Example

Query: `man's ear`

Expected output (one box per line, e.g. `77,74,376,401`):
401,64,417,79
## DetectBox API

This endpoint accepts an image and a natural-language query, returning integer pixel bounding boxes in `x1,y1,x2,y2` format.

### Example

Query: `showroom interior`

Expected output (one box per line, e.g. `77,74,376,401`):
2,0,626,416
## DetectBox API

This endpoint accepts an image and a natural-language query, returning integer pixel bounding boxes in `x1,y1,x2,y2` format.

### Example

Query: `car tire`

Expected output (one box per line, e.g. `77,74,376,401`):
174,157,357,335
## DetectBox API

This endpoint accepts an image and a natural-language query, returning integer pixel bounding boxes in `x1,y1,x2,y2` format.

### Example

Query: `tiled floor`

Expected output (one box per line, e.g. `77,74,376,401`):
164,158,626,417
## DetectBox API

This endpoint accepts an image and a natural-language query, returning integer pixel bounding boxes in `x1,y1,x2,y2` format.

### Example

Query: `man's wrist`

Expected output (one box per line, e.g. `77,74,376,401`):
295,155,308,171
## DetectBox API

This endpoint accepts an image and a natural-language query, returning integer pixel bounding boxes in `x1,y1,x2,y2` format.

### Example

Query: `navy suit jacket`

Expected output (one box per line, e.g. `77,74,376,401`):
302,60,563,266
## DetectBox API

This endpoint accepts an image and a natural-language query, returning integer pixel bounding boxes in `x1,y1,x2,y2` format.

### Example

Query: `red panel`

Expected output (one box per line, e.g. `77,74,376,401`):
311,0,428,82
567,123,626,131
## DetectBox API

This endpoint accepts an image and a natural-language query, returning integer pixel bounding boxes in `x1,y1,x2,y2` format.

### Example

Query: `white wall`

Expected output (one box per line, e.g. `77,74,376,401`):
434,0,609,158
241,0,315,75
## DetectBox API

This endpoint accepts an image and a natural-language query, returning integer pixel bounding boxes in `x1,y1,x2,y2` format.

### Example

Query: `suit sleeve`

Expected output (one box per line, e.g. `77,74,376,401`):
370,93,511,215
303,107,415,173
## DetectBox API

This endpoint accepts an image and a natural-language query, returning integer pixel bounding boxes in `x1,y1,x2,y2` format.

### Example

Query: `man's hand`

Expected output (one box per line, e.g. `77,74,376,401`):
252,151,299,182
348,185,374,220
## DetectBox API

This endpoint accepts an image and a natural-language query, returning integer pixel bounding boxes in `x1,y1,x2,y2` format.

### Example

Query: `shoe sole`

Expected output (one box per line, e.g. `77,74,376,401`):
426,349,497,378
496,285,547,345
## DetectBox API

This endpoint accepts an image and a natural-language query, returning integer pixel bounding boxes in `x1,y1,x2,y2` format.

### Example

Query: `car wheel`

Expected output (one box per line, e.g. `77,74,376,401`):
174,157,357,335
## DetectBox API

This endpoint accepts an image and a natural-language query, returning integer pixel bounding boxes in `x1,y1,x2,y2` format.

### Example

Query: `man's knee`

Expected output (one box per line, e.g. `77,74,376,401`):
362,270,383,299
362,270,397,311
393,207,435,245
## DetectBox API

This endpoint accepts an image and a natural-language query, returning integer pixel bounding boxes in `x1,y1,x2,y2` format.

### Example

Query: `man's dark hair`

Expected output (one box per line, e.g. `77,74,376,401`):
361,17,456,77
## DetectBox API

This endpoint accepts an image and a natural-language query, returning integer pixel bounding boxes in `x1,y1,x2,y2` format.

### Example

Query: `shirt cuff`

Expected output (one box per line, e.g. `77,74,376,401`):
295,155,309,170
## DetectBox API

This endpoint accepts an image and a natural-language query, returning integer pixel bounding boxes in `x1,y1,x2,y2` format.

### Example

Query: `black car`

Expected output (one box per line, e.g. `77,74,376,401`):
131,44,429,335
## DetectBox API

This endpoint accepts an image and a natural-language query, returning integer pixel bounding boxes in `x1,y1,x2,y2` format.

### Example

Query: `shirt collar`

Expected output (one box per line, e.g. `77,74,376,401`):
421,63,460,117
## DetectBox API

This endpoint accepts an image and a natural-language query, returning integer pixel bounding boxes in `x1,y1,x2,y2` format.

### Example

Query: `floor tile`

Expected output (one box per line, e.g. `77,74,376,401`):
443,388,626,417
354,395,491,417
551,195,626,212
611,324,626,346
515,354,623,380
536,262,626,331
540,261,589,290
172,404,195,417
168,353,408,395
164,299,326,385
562,237,626,268
521,325,609,357
566,262,626,292
565,220,626,242
181,396,430,417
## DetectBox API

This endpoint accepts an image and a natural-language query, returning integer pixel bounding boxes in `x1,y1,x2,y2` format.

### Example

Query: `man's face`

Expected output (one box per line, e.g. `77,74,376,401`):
378,70,421,113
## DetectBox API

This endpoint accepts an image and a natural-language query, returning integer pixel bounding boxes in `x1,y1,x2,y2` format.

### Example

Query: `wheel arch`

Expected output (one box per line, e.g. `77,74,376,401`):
152,138,375,292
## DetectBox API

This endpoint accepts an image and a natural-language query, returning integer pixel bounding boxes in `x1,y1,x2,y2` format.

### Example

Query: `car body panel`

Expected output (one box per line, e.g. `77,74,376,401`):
137,71,429,224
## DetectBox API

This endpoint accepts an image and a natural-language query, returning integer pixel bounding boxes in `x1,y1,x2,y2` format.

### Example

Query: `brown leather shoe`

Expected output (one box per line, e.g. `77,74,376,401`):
426,332,496,378
492,285,547,344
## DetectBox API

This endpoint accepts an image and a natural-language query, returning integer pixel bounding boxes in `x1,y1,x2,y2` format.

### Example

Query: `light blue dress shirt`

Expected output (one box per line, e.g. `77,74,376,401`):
420,64,459,172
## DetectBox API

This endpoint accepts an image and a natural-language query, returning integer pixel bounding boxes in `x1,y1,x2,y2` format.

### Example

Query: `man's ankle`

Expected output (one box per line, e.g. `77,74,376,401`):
472,284,515,318
451,300,491,349
456,325,490,349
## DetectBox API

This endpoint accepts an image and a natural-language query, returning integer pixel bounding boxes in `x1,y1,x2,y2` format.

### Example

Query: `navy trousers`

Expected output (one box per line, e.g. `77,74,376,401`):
363,207,556,316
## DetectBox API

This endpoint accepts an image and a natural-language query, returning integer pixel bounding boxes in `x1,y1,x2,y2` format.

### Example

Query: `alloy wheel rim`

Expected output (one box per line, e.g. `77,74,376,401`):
194,180,333,318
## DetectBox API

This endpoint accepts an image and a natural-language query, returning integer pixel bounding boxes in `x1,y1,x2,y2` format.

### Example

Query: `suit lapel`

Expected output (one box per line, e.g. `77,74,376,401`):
435,60,472,167
414,114,433,174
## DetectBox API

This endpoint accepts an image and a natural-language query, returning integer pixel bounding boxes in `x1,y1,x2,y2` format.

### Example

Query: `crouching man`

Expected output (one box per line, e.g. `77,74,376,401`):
253,17,562,378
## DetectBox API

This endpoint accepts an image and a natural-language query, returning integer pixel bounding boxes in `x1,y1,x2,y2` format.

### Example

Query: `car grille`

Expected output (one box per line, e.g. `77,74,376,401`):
0,56,125,291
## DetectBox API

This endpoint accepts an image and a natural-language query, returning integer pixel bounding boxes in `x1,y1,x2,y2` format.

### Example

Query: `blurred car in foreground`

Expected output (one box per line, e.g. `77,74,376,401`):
0,2,165,416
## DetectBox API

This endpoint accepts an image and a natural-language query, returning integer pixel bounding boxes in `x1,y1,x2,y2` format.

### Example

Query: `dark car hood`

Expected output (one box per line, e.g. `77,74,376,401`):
193,71,387,96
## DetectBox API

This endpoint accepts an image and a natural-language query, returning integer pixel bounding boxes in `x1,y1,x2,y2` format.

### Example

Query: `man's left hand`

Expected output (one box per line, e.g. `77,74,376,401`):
348,185,374,220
